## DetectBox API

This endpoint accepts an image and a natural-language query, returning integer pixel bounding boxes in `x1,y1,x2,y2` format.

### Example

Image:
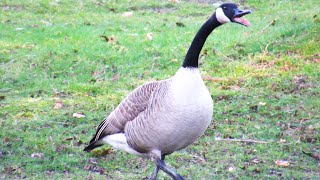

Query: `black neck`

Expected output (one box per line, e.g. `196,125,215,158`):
182,13,222,68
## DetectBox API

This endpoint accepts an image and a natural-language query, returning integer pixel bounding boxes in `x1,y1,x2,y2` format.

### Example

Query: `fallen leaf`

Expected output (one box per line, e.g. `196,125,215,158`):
65,137,74,141
146,32,153,40
100,35,117,44
54,102,63,109
74,140,83,146
88,158,98,164
258,102,266,106
275,160,290,167
170,59,178,63
84,164,106,175
293,75,300,83
228,166,235,172
278,139,286,143
112,74,119,81
91,71,98,77
31,152,44,159
122,12,133,17
3,137,10,142
56,144,66,152
176,22,185,27
73,112,85,118
252,158,261,164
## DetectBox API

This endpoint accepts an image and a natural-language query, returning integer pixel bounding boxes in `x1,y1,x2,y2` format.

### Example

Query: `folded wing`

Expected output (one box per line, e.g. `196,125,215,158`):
84,81,160,151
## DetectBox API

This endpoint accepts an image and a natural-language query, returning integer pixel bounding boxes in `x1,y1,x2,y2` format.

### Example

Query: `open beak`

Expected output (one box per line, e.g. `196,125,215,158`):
232,8,252,27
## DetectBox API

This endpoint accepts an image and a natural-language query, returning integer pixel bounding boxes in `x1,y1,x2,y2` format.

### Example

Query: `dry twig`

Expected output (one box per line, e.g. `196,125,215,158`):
258,19,277,35
216,138,272,144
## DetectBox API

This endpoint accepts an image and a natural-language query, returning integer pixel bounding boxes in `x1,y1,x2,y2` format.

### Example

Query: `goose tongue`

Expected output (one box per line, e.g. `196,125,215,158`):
234,17,251,26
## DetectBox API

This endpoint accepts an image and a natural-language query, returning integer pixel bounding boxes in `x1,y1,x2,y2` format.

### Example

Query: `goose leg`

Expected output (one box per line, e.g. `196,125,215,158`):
156,158,185,180
148,166,160,180
148,155,165,180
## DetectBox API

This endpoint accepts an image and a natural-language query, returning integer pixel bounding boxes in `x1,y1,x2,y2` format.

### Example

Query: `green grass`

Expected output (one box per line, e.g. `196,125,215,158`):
1,0,319,179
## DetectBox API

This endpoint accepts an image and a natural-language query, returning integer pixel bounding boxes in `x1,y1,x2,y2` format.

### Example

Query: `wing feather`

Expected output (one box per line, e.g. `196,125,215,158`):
84,81,161,151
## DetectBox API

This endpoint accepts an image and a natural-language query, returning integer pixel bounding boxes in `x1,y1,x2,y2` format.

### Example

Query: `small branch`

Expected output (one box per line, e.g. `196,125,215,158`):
258,19,276,35
216,138,272,144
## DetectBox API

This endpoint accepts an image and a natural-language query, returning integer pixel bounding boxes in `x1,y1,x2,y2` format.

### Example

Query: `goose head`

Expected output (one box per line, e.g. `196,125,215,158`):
216,3,251,26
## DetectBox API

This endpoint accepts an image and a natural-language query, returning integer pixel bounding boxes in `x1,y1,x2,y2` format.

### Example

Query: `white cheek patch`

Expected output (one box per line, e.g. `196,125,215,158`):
216,7,231,24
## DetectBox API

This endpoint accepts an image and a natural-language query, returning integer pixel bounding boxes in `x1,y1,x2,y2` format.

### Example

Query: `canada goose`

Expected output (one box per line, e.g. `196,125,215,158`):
84,3,251,179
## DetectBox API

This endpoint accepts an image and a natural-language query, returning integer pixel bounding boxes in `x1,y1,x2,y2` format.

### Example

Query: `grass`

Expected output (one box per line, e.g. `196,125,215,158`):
0,0,319,179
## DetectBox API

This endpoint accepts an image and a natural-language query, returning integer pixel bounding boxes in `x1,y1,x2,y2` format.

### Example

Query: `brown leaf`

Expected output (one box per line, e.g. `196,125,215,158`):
74,140,83,146
170,59,178,63
251,158,261,164
3,137,10,142
176,22,185,27
65,137,74,141
112,74,119,81
83,164,106,175
84,164,93,170
31,152,44,159
54,102,63,109
56,144,66,152
146,32,153,40
100,35,117,44
88,158,98,164
91,71,98,77
275,160,290,167
73,112,85,118
122,12,133,17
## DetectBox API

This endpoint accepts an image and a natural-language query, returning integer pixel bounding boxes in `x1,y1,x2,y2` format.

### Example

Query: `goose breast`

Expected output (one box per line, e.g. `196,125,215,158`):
125,67,213,155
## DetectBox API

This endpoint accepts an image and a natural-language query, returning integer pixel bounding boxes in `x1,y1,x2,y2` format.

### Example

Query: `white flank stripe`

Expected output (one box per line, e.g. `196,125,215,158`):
101,133,147,157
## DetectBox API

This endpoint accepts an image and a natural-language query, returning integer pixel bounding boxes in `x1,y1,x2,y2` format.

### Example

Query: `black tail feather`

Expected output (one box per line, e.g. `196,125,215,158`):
83,137,103,152
83,142,103,152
